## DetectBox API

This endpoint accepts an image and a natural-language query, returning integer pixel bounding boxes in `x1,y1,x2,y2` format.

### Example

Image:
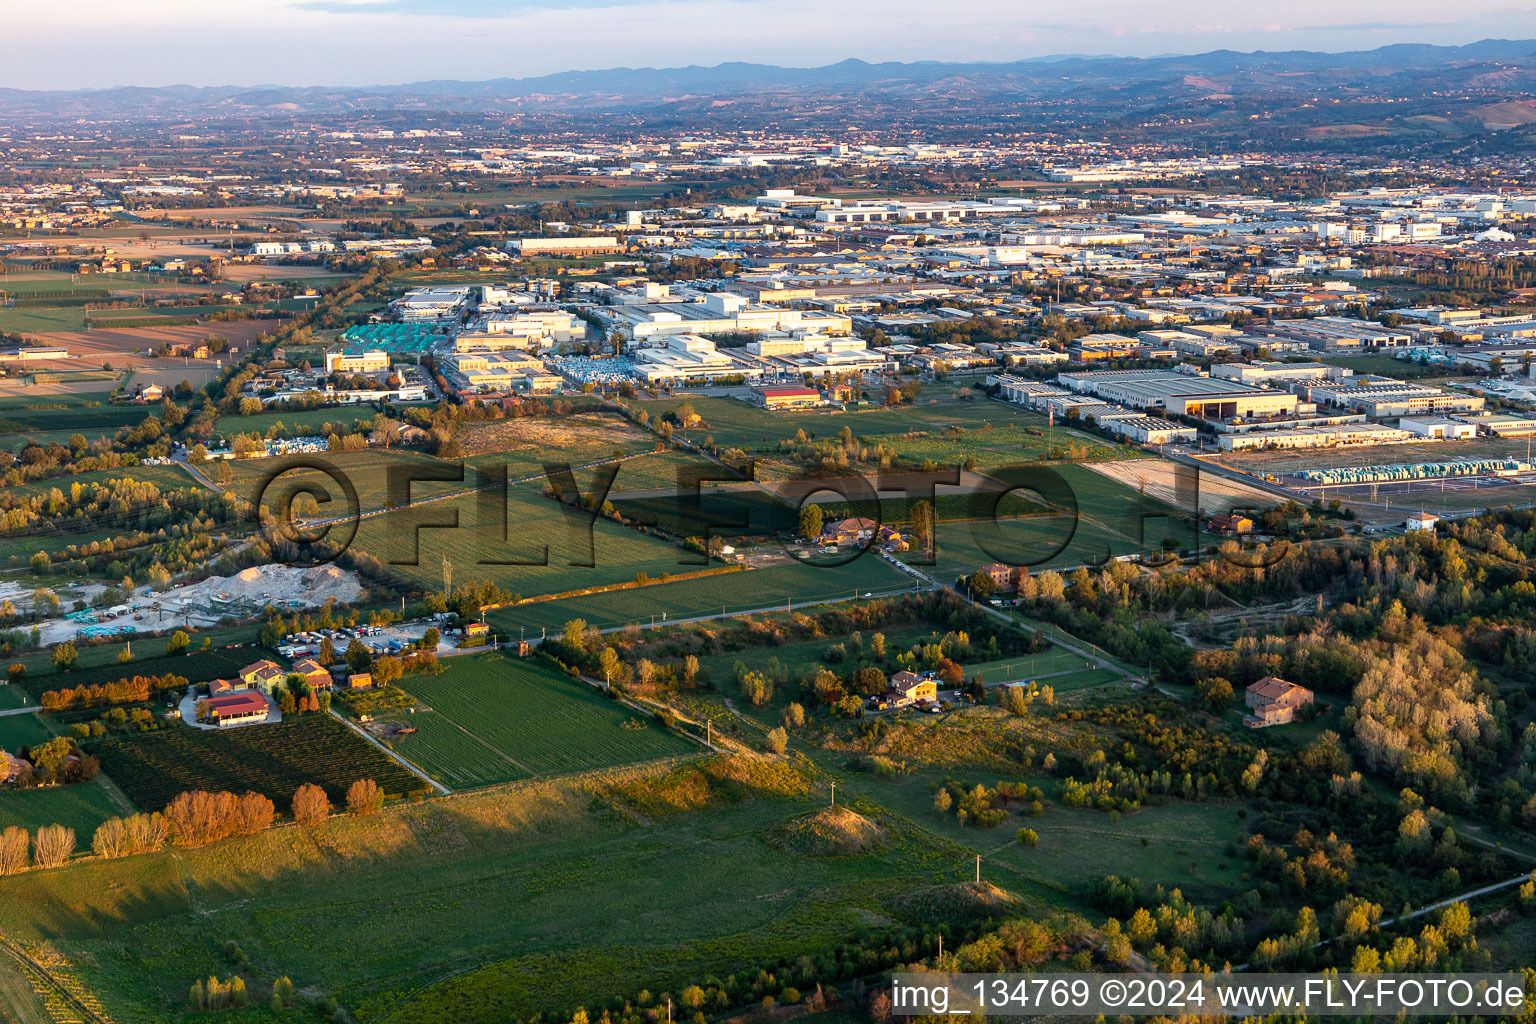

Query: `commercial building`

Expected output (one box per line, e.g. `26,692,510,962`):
440,350,547,392
391,286,472,322
754,385,822,409
631,334,748,384
593,291,852,340
508,236,624,256
456,308,586,351
1216,423,1412,450
1253,317,1415,351
1058,369,1301,422
1399,417,1478,440
1099,415,1199,444
1211,361,1350,386
324,349,390,375
1300,379,1485,418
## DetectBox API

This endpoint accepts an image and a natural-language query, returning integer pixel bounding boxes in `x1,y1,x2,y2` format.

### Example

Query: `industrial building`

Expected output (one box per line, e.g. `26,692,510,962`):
1300,378,1485,418
324,349,391,375
1058,369,1301,422
1217,423,1411,451
592,290,852,340
390,286,472,322
507,236,624,256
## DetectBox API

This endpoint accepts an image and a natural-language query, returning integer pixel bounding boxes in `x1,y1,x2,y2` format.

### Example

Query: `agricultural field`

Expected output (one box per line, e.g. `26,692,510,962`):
89,713,430,813
0,711,52,749
10,626,264,686
686,619,1074,692
624,393,1129,462
391,654,694,783
903,464,1207,577
489,555,916,634
11,642,271,702
828,762,1249,906
0,776,129,835
351,480,692,599
226,446,451,515
6,463,203,500
458,407,659,478
0,393,147,440
0,758,995,1024
213,405,399,441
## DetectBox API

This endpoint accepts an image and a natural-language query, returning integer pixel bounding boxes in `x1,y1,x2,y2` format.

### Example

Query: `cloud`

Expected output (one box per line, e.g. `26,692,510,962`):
292,0,641,12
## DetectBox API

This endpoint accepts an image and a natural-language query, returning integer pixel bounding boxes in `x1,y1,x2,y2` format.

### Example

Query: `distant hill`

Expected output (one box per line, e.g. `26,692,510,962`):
2,39,1535,122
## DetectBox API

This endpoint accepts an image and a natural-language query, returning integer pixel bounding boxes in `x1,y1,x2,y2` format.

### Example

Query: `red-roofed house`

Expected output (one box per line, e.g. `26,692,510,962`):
1244,676,1314,727
205,692,270,728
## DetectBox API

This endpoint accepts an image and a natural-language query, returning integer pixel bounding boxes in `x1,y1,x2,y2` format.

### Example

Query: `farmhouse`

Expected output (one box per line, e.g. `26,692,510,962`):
823,517,877,546
291,658,333,690
0,751,30,785
239,660,286,692
209,678,250,697
1244,676,1314,727
875,670,940,709
1210,514,1254,536
976,562,1015,591
205,692,271,728
346,672,374,690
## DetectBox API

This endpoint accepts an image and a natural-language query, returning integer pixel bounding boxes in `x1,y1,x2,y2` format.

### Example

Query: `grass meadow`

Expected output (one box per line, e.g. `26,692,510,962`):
0,760,989,1024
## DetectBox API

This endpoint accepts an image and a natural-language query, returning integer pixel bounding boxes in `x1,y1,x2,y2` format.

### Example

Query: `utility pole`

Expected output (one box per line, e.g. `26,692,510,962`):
975,854,981,884
830,781,836,807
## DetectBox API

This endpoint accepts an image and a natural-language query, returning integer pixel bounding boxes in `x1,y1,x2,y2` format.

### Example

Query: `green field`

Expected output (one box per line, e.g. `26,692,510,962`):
90,713,431,813
0,765,986,1024
625,393,1127,459
686,619,1073,693
0,712,51,750
0,393,146,437
390,655,694,785
0,708,133,835
215,405,418,440
226,446,452,514
352,481,696,599
0,776,128,836
7,462,203,499
489,556,916,634
12,626,265,686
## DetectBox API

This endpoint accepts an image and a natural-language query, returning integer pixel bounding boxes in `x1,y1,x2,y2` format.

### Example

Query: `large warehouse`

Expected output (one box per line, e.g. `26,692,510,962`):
1057,369,1301,422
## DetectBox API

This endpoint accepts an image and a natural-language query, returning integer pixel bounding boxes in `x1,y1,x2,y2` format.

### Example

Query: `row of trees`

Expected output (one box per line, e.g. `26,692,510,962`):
39,672,188,711
0,824,76,873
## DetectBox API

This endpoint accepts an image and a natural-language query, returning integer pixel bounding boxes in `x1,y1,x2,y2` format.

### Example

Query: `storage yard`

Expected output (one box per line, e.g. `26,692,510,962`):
29,564,365,644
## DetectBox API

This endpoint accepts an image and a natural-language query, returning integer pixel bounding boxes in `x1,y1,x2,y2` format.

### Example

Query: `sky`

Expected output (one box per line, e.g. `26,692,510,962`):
2,0,1535,90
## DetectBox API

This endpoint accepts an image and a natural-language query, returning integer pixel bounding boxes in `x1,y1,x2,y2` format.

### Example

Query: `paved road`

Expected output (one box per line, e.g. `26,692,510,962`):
172,450,223,491
328,707,451,796
0,705,37,718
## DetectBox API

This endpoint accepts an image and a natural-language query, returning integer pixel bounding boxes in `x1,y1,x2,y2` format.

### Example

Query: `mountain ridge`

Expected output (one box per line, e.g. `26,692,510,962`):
3,38,1535,119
